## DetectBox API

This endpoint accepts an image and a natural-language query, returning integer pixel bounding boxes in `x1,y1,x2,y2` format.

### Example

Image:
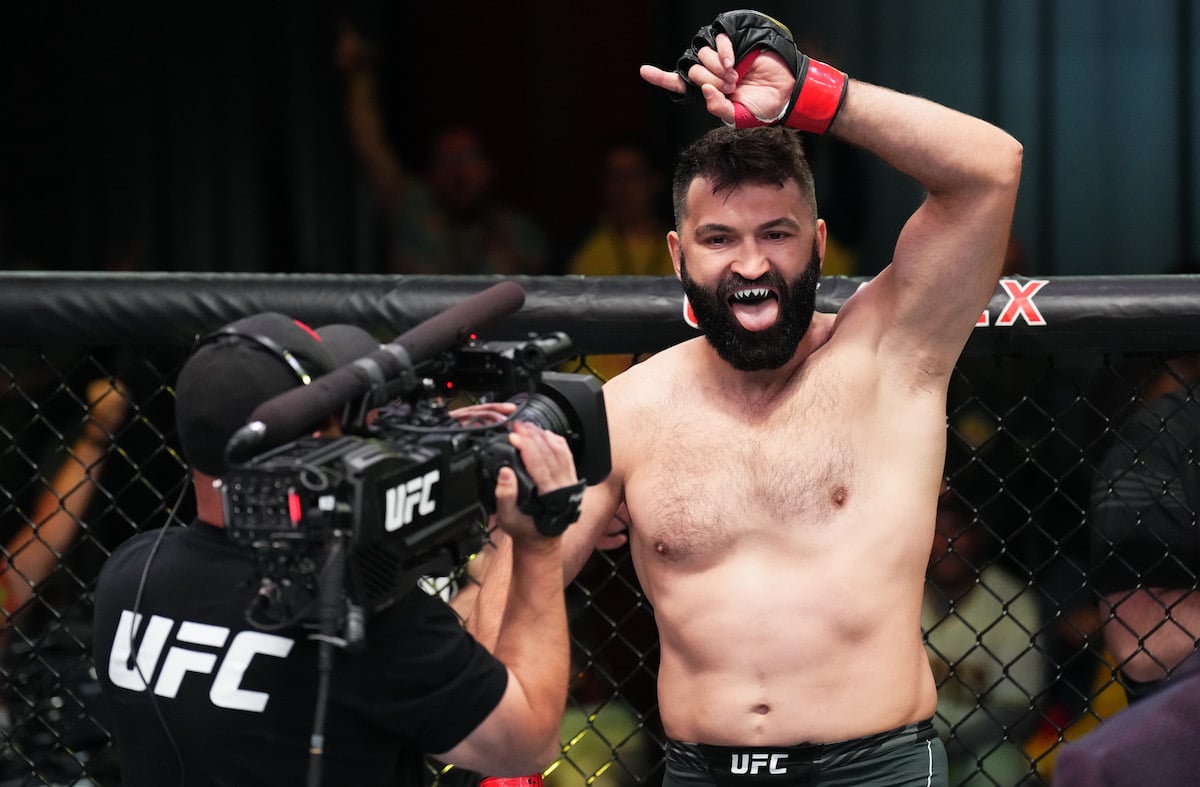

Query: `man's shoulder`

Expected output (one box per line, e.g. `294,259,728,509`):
103,528,171,568
98,524,225,588
95,534,153,593
603,341,696,404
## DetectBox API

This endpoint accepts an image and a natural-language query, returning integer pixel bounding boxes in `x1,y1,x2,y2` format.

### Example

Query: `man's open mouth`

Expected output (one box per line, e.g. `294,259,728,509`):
728,287,779,331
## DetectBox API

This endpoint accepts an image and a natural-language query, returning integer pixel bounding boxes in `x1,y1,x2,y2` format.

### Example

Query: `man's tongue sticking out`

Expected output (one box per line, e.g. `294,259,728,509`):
730,288,779,332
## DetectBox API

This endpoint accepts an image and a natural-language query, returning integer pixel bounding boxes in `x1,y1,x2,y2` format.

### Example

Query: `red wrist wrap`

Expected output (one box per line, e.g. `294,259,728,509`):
480,776,543,787
785,59,847,134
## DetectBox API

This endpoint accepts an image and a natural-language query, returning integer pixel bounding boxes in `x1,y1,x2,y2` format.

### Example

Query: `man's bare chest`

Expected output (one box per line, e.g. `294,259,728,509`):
625,397,862,561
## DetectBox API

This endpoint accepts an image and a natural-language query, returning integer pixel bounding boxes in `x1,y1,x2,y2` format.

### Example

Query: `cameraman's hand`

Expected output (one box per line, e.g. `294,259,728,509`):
494,421,577,544
450,401,517,427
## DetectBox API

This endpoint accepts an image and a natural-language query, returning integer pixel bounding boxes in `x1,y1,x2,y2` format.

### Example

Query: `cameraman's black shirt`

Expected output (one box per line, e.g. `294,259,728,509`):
92,520,507,786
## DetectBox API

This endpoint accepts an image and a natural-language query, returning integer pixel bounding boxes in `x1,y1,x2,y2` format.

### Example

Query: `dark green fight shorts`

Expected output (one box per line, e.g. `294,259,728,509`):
662,720,947,787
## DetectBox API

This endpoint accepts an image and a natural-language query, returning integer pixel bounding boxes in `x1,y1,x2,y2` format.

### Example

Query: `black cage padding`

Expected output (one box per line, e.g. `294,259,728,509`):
2,272,1197,354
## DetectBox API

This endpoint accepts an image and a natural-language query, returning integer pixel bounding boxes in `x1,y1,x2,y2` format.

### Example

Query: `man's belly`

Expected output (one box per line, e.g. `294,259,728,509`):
648,569,938,745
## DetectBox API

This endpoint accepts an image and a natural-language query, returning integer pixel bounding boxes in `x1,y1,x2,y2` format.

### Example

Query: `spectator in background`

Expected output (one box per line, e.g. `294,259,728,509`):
565,138,675,380
336,22,550,275
1053,353,1200,786
0,375,131,783
923,485,1046,786
0,377,130,622
565,138,673,280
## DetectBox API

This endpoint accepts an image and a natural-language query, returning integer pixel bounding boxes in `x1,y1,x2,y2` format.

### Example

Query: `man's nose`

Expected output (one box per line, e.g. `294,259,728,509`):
731,242,771,279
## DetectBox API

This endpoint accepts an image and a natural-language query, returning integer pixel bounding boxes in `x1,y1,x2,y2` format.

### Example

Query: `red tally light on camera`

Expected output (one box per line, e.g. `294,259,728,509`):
288,489,303,527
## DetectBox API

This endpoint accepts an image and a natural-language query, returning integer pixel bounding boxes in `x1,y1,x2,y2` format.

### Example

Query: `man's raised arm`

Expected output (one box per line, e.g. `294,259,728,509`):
642,9,1022,377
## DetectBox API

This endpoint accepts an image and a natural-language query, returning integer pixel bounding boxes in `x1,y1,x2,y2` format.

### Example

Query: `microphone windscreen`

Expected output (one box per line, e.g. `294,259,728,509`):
390,279,526,364
224,281,527,464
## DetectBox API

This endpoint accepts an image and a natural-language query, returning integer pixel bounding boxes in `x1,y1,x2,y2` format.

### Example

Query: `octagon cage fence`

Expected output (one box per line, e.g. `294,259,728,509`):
0,272,1196,787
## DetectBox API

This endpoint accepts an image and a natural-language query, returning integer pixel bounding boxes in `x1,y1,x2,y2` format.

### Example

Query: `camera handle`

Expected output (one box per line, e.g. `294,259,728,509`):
478,440,586,537
477,439,536,510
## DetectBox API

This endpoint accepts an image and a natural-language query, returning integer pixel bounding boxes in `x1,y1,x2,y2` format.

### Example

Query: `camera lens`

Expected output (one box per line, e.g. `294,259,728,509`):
508,392,571,437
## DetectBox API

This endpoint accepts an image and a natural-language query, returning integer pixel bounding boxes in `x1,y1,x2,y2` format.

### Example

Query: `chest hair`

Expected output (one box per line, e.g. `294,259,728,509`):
634,376,856,561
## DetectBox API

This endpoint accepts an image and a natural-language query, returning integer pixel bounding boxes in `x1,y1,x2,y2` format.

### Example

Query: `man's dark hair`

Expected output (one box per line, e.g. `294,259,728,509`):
671,126,818,228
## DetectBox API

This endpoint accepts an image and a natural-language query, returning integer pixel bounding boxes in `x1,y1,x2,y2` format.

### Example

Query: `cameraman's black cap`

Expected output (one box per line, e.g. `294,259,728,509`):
315,323,381,366
175,312,337,476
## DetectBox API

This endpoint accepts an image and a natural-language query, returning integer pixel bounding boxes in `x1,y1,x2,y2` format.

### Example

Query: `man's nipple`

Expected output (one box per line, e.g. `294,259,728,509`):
831,485,848,508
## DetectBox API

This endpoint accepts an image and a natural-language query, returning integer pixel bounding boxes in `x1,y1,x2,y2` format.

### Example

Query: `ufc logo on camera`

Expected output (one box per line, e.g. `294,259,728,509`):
106,610,294,712
384,469,440,532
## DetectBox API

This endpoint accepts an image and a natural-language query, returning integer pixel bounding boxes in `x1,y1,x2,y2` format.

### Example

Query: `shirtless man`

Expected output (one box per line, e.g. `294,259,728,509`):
474,10,1021,786
465,7,1022,787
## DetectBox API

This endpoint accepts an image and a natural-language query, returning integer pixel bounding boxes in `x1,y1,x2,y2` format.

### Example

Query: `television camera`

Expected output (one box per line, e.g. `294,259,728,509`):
218,282,610,629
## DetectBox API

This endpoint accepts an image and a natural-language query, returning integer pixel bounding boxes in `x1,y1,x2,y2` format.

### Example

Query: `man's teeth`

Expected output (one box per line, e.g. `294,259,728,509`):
732,288,771,302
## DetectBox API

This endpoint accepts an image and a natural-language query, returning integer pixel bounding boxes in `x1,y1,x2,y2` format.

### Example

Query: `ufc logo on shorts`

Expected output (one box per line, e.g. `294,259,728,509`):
106,610,294,712
384,469,440,532
730,753,788,775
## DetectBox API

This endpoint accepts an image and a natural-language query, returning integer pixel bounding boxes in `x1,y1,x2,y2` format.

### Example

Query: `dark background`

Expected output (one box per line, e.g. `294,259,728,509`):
2,1,1198,277
0,1,680,275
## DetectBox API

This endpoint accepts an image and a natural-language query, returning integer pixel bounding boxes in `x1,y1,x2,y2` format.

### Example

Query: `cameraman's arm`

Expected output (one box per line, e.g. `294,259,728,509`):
461,471,625,648
461,476,623,636
447,402,516,649
434,422,573,775
560,479,626,582
454,528,510,651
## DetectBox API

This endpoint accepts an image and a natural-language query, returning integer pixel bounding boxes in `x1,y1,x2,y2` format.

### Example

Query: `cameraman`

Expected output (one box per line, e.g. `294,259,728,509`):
92,312,575,785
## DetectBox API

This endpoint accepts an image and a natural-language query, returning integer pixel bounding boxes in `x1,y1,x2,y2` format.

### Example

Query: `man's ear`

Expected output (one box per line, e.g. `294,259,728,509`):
668,231,683,280
816,218,828,272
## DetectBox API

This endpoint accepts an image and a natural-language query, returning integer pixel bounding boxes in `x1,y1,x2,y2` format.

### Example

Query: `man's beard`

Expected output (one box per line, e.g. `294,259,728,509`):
680,244,821,371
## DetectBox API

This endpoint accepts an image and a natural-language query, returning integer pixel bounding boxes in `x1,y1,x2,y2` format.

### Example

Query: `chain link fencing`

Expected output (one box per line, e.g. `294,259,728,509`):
0,273,1195,786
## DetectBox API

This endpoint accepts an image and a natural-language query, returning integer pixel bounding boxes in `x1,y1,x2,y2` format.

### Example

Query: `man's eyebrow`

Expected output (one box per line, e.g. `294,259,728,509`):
757,217,803,232
692,218,802,236
693,222,736,236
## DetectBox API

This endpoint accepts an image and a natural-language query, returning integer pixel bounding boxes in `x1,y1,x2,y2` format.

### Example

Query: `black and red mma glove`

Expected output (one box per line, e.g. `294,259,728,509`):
674,9,847,134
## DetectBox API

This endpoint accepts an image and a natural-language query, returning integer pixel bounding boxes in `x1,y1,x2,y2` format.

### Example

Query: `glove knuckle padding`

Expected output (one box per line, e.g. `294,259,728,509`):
670,9,847,134
674,10,801,104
